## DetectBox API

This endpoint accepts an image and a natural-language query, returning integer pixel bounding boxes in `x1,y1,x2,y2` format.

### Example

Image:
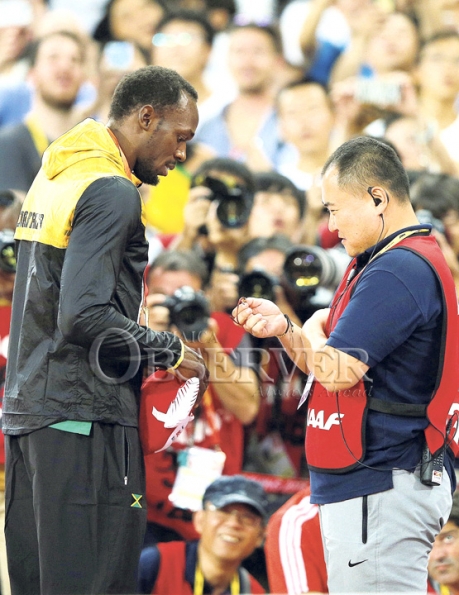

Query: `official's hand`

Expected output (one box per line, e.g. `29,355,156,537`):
174,344,209,401
301,308,331,351
231,297,286,338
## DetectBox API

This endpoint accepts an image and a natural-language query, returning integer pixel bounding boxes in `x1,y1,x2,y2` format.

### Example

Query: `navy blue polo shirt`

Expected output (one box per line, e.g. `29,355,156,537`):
309,225,455,504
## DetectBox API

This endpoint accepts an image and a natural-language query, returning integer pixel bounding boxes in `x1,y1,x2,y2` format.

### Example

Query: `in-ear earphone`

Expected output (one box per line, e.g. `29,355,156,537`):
367,186,389,207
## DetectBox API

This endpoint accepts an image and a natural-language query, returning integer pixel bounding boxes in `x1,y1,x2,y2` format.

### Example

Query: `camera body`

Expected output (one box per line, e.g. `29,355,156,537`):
0,229,16,273
238,269,279,302
162,286,211,341
239,245,350,321
199,175,254,229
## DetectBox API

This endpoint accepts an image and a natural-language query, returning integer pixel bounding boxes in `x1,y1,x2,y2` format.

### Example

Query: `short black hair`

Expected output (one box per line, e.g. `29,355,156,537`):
410,173,459,218
93,0,168,44
418,30,459,63
206,0,237,18
238,234,293,272
155,9,215,46
191,157,255,194
108,65,198,121
148,249,209,287
322,136,410,202
28,30,86,67
254,171,305,219
276,78,333,113
228,23,283,55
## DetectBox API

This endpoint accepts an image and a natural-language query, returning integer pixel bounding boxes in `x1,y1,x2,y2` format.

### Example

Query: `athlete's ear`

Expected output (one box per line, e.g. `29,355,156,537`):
138,105,160,131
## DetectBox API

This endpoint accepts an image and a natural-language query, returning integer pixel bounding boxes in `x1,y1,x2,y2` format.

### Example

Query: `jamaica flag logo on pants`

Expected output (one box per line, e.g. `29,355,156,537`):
131,494,143,508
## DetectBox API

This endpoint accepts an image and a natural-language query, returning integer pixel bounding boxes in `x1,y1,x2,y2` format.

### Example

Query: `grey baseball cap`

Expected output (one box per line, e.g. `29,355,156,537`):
203,475,269,521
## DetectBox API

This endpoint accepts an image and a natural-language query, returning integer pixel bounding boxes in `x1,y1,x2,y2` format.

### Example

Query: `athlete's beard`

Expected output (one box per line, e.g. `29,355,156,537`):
133,158,160,186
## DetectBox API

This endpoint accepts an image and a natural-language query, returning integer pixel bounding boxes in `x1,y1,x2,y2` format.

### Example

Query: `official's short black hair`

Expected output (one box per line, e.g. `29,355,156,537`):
254,171,305,219
155,9,215,46
191,157,255,194
322,136,410,202
148,249,209,287
28,30,86,67
108,65,198,121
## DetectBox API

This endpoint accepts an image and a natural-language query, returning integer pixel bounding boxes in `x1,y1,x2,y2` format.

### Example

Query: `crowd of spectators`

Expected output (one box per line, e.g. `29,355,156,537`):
1,0,459,593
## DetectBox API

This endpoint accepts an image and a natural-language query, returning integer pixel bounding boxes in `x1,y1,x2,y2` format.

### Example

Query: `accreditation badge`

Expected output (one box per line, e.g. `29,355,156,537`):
298,372,315,409
168,446,226,511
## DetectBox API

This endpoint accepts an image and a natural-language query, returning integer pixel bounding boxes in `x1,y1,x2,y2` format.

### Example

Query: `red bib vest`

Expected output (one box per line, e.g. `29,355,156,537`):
305,235,459,472
152,541,265,594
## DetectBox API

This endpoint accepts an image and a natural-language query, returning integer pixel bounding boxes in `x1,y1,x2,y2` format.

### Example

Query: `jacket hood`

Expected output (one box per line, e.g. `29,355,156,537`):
42,119,126,180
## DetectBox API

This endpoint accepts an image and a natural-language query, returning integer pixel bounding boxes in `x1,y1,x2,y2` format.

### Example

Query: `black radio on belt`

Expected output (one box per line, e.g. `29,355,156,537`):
420,442,444,486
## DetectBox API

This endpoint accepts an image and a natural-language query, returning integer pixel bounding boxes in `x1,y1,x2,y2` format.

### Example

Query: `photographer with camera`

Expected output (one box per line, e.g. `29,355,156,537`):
238,234,348,481
237,235,308,484
142,249,260,545
171,157,256,314
233,136,459,593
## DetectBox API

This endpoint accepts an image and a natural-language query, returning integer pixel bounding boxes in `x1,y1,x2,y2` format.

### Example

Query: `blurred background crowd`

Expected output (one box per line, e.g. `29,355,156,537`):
1,0,459,593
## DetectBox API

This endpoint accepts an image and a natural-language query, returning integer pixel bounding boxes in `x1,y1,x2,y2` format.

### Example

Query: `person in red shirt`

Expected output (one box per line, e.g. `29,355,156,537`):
138,475,267,594
143,250,260,543
265,485,328,594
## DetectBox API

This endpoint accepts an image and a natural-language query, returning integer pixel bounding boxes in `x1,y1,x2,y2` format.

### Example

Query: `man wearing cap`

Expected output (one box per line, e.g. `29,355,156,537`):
137,475,267,594
428,490,459,594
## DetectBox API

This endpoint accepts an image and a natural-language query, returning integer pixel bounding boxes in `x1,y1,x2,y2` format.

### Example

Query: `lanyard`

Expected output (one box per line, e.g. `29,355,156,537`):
329,228,431,331
194,564,240,595
367,228,430,265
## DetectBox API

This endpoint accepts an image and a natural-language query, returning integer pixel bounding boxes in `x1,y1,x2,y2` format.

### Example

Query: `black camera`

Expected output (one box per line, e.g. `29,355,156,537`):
162,286,211,341
199,175,254,229
283,245,349,292
238,269,279,302
0,229,16,273
238,244,350,321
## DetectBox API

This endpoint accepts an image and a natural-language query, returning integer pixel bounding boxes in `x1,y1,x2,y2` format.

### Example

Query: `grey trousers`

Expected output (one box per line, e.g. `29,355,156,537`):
319,467,452,593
